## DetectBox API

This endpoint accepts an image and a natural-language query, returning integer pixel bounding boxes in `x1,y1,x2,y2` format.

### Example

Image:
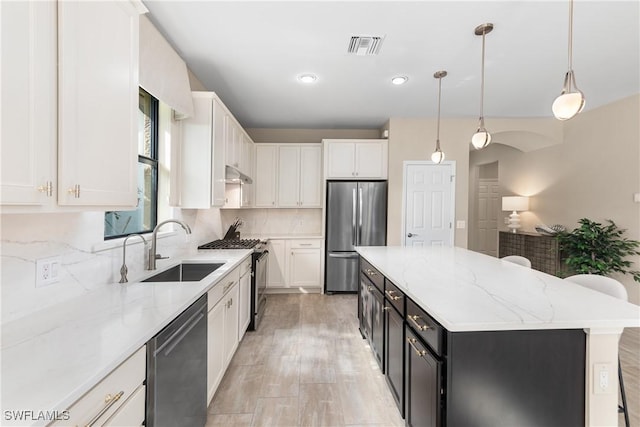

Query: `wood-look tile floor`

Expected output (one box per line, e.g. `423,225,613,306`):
207,294,640,427
207,294,403,427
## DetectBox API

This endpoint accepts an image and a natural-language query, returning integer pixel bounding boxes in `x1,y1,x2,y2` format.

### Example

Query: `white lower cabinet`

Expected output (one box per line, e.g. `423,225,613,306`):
206,296,226,404
267,239,322,290
51,346,146,427
267,240,287,288
207,262,245,404
102,384,146,427
238,258,252,341
289,248,322,288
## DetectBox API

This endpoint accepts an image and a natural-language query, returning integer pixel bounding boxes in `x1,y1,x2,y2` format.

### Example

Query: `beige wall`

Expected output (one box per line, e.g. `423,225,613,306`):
246,128,380,144
386,118,473,247
187,68,208,91
469,94,640,303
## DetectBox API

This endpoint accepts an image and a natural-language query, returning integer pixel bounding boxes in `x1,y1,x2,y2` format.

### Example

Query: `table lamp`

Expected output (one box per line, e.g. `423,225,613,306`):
502,196,529,233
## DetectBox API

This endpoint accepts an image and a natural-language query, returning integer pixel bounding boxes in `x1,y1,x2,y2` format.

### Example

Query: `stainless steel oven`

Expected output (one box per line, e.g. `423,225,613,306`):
251,249,268,330
197,238,268,331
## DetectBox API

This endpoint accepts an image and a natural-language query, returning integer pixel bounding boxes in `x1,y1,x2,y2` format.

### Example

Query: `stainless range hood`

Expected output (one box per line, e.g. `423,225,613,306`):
225,165,253,184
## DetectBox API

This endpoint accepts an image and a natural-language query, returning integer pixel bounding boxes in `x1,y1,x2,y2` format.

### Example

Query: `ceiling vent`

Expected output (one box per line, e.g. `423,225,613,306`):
347,35,385,56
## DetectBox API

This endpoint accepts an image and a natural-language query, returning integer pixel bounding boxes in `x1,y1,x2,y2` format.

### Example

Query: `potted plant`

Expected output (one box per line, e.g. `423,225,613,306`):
557,218,640,282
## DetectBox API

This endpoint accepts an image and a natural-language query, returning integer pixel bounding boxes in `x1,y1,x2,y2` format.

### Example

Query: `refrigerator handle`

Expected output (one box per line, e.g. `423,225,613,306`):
358,187,363,245
352,188,357,246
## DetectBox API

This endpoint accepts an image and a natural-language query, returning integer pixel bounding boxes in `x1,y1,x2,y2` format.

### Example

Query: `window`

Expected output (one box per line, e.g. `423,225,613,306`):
104,88,158,239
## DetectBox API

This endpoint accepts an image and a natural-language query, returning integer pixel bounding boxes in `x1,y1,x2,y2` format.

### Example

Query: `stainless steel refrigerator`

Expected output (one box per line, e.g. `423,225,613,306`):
325,181,387,292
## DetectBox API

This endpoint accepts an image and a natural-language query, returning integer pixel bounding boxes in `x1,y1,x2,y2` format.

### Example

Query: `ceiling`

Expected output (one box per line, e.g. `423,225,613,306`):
144,1,639,129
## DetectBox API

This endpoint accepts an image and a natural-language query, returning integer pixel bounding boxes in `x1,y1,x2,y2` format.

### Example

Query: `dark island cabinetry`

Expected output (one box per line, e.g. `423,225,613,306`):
358,256,586,427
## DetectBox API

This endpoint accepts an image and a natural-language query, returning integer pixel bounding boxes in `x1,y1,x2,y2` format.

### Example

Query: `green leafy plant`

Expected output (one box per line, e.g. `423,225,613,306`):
557,218,640,282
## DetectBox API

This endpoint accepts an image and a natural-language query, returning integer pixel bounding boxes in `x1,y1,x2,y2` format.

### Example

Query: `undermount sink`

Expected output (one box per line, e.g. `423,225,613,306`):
142,263,224,282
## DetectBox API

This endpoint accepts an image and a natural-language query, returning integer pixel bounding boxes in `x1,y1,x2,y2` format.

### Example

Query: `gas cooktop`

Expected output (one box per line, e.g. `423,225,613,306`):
197,239,261,250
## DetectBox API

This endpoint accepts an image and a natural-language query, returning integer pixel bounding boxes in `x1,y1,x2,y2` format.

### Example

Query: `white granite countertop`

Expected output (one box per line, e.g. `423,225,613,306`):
356,246,640,332
0,249,252,426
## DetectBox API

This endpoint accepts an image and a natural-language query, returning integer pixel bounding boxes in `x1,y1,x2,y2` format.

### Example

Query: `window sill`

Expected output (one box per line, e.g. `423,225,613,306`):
92,230,178,253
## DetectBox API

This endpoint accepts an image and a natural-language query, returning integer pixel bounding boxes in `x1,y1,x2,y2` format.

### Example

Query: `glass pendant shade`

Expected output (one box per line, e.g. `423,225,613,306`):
552,72,585,120
471,127,491,150
431,145,445,164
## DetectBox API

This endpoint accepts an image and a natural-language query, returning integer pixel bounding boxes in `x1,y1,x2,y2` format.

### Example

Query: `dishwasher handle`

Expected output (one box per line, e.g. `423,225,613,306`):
155,308,206,357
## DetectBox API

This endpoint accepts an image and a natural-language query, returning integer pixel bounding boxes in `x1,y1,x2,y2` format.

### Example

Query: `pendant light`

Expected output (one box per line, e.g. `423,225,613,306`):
431,71,447,164
471,23,493,150
552,0,585,120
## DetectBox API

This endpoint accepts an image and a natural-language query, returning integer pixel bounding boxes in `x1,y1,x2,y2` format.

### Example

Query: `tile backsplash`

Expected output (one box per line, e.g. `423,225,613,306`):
221,208,322,237
0,208,223,324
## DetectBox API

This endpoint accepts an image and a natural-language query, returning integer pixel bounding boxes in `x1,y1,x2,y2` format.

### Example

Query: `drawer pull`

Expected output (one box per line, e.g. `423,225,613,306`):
223,280,234,293
364,268,378,277
385,290,401,301
407,337,426,358
299,243,313,246
367,285,373,292
408,314,430,331
86,390,124,426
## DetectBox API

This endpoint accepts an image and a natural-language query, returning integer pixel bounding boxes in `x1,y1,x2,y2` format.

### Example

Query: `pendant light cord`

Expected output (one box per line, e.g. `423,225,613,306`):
568,0,574,71
436,76,442,150
479,31,486,128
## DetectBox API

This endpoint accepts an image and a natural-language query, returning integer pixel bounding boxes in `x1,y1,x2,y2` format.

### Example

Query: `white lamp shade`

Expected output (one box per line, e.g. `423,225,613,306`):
431,150,445,164
552,92,585,120
502,196,529,212
471,130,491,149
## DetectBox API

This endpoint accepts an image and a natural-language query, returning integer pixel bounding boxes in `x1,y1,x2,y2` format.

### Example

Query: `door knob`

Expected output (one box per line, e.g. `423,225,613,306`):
407,233,416,237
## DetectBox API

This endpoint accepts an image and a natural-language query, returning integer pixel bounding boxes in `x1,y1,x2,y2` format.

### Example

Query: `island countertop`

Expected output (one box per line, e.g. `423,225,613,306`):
355,246,640,333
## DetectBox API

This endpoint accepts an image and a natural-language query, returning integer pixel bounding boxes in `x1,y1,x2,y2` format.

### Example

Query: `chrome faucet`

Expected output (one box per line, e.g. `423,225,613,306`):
119,234,147,283
148,219,192,270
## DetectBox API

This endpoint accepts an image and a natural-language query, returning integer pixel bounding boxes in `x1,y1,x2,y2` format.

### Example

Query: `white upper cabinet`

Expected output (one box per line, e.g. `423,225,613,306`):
57,1,143,207
276,144,322,208
179,93,226,208
277,146,301,208
323,139,388,179
254,145,278,207
240,134,254,207
225,117,241,170
1,1,57,208
299,146,322,207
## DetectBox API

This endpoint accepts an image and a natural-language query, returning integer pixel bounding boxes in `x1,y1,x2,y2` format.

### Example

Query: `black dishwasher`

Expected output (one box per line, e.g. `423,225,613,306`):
146,294,207,427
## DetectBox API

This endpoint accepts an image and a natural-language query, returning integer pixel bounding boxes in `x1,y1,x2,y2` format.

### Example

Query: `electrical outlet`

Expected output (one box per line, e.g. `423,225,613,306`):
36,256,61,288
634,193,640,203
593,363,612,394
504,216,510,225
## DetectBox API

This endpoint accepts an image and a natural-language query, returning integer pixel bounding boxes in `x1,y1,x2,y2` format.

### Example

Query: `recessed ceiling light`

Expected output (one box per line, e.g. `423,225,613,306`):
297,73,318,84
391,75,408,85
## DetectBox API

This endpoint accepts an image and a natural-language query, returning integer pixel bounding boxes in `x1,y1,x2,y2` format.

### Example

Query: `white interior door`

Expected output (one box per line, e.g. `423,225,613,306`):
403,162,455,247
476,178,500,256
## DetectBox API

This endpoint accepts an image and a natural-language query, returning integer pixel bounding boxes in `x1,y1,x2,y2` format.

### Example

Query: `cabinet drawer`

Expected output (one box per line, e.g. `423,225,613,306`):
208,267,240,311
406,298,443,357
288,239,321,249
384,279,405,315
103,384,145,426
360,258,383,291
52,346,146,426
239,256,252,277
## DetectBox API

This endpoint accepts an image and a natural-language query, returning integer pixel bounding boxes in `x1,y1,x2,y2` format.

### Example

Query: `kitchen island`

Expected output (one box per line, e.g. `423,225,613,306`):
356,246,640,427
